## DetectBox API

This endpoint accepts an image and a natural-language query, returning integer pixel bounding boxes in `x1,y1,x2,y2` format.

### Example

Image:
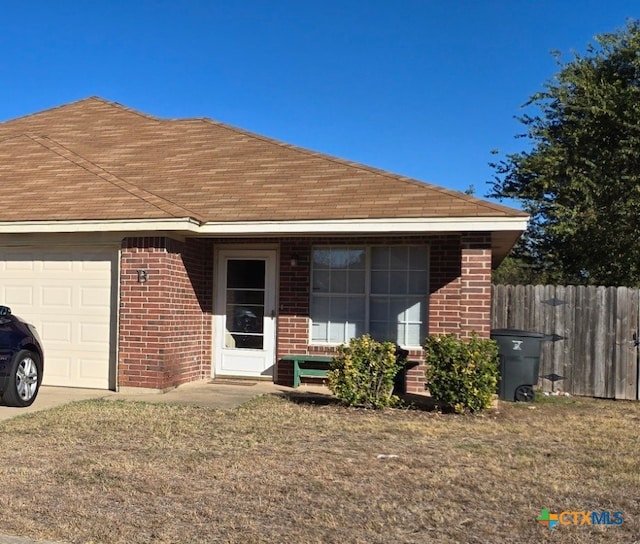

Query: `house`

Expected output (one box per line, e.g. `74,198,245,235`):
0,97,528,393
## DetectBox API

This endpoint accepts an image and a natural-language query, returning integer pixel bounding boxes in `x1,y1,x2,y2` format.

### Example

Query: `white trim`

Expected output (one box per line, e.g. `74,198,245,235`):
0,218,200,234
198,216,527,235
0,216,528,235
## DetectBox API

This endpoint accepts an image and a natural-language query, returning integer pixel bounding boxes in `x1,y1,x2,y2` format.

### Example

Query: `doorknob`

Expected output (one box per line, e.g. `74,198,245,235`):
270,310,276,319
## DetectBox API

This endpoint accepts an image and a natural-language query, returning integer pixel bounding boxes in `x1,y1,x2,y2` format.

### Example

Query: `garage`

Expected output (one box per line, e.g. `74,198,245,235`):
0,246,117,389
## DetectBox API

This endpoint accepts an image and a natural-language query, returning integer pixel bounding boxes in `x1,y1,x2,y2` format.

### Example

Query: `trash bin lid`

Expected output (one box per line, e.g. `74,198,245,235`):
490,329,545,338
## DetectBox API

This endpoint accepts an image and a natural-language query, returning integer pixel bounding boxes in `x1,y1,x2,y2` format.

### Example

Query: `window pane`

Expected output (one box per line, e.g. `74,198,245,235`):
311,320,328,343
389,298,407,323
397,323,406,345
313,250,332,269
228,290,264,305
406,324,423,346
331,270,348,293
390,246,409,268
311,297,329,343
348,250,366,269
352,321,365,338
227,260,265,289
405,299,423,321
371,270,388,294
371,247,388,269
311,296,330,321
345,321,359,339
409,271,428,293
313,270,331,293
370,321,396,343
330,249,364,269
389,271,408,294
329,322,345,343
370,297,389,321
347,297,365,322
331,297,348,321
227,306,263,334
348,270,365,293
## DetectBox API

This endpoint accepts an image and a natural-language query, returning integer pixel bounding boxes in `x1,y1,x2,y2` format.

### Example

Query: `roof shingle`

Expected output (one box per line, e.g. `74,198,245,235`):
0,97,526,224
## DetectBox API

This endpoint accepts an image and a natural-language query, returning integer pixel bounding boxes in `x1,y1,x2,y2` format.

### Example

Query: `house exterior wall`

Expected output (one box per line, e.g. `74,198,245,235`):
460,232,493,338
116,233,493,394
118,237,212,391
275,233,493,393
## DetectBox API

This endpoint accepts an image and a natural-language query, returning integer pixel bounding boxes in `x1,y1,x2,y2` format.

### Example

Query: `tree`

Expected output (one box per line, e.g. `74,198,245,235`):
491,255,548,285
490,20,640,287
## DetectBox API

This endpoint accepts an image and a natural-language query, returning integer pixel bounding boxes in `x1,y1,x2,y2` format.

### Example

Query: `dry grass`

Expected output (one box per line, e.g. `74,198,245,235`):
0,392,638,544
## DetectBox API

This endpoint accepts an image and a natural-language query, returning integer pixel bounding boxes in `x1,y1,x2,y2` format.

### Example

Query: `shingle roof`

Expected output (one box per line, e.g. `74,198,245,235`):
0,97,526,223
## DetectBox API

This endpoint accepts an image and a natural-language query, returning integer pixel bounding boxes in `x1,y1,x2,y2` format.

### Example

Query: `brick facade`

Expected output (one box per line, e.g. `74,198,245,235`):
460,233,493,338
118,237,212,390
275,234,493,393
116,233,493,395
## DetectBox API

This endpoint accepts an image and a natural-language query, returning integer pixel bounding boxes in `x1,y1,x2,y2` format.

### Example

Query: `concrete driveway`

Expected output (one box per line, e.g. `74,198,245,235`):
0,386,116,421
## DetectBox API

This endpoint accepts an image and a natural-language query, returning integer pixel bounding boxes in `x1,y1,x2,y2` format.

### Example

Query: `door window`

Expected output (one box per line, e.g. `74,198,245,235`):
225,259,265,349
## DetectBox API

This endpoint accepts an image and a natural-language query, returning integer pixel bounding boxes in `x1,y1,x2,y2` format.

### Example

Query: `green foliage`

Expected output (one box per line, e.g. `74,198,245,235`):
327,335,402,409
490,20,640,287
492,254,550,285
424,334,499,414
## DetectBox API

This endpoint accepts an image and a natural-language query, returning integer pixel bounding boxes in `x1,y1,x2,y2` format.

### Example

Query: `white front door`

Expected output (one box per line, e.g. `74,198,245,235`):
214,249,277,378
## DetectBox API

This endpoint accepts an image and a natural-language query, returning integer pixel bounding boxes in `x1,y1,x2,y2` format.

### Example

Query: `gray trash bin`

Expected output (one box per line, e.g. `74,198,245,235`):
490,329,544,402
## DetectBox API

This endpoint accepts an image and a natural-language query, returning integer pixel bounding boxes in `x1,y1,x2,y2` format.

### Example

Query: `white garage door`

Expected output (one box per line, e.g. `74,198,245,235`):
0,247,115,389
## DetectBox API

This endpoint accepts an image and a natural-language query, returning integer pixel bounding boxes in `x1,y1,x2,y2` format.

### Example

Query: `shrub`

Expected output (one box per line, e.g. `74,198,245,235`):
327,335,403,409
424,334,499,414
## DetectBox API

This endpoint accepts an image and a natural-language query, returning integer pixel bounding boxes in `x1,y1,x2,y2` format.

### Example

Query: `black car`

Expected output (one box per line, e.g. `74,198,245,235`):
0,306,44,407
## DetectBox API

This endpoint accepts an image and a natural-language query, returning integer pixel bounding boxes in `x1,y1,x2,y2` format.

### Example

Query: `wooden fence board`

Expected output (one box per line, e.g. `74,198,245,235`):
491,284,639,400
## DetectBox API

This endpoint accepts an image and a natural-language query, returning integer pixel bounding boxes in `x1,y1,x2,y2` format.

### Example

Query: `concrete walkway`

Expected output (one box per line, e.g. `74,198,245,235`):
0,378,328,544
0,379,303,422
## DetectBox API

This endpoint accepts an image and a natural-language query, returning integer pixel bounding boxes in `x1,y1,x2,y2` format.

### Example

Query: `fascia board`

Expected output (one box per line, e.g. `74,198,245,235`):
0,216,529,235
197,217,529,235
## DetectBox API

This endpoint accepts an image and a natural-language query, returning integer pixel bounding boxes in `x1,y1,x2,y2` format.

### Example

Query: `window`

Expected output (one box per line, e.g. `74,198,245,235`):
310,246,428,346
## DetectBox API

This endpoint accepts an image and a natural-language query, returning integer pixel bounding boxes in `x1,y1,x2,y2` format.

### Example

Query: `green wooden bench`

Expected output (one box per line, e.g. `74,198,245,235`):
282,355,334,388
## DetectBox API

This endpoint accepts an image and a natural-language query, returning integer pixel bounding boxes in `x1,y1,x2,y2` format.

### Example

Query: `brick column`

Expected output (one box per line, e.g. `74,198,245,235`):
459,232,492,338
118,237,211,391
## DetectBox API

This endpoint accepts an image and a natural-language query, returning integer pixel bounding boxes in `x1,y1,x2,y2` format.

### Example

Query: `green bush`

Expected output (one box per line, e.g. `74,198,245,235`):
327,335,403,409
424,334,499,414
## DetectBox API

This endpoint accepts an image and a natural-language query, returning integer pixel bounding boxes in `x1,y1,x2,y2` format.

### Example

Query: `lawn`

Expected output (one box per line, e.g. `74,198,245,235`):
0,392,638,543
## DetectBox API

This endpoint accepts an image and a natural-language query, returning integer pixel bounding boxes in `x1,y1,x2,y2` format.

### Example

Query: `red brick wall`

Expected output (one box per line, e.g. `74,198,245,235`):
274,234,493,392
460,232,492,338
118,237,212,390
116,233,493,393
428,235,462,335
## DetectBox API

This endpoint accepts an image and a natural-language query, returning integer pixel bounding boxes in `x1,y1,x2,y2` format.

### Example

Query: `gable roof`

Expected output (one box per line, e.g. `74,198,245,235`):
0,97,527,259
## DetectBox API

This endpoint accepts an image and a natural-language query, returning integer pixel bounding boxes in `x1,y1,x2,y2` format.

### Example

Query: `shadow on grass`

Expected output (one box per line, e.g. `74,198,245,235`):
277,390,341,407
277,390,440,412
399,393,439,412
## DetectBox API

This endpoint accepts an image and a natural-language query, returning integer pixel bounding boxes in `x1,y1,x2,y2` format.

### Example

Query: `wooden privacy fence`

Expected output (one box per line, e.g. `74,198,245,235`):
491,285,640,400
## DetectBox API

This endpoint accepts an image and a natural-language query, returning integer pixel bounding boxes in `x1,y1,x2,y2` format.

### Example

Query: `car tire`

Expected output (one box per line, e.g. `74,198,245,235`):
3,350,42,407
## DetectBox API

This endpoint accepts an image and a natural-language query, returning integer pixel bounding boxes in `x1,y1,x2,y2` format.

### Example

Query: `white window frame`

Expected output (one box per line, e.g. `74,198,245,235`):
309,244,429,348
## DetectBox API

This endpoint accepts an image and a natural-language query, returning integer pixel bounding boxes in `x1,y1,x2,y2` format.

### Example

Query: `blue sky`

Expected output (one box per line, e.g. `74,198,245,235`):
1,1,638,203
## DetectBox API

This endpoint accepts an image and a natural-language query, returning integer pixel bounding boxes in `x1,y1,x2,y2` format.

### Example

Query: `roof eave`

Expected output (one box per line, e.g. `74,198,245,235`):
196,216,529,236
0,218,201,234
0,215,528,236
